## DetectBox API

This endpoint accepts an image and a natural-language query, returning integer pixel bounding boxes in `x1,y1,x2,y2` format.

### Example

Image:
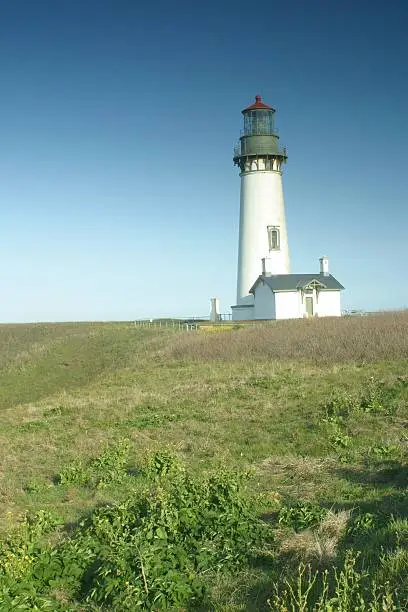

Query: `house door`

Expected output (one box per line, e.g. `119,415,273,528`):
305,296,314,317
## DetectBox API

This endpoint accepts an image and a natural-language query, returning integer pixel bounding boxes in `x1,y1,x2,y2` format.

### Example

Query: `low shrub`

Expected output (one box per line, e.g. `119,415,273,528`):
0,453,271,609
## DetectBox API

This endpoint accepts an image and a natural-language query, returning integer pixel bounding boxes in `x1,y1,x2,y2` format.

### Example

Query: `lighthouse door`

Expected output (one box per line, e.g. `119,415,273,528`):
305,297,314,317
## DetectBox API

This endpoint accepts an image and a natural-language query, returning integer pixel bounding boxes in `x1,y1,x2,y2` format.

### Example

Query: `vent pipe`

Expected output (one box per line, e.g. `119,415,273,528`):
319,256,329,276
261,257,272,276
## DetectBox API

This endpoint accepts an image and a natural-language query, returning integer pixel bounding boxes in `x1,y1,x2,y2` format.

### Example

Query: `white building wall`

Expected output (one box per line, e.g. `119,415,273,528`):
274,291,301,320
316,291,342,317
236,170,290,304
254,282,276,319
249,287,342,320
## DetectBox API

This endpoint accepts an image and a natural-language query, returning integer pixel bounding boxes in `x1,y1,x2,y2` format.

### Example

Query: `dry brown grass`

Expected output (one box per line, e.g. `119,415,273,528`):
167,311,408,364
279,509,351,564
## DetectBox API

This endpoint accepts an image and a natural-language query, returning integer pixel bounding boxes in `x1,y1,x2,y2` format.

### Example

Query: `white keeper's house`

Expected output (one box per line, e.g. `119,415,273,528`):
230,95,344,321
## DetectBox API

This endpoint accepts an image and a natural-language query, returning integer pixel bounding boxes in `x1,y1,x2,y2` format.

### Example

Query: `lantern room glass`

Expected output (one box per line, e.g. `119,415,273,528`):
243,110,276,136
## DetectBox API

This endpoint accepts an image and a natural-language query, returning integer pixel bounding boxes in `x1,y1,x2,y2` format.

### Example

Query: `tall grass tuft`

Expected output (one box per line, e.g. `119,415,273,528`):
269,551,400,611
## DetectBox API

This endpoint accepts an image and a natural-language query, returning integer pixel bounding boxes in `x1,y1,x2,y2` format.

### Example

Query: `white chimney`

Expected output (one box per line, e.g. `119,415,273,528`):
210,297,220,322
319,256,329,276
261,257,272,276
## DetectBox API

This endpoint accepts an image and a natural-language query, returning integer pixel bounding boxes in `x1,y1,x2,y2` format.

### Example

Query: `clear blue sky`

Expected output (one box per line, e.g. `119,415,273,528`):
1,0,407,321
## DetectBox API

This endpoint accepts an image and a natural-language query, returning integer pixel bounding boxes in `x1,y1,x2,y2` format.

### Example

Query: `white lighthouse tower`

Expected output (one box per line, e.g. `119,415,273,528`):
231,95,290,320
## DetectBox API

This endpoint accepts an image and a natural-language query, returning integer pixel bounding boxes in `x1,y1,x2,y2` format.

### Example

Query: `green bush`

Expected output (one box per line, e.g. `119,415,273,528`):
0,453,270,609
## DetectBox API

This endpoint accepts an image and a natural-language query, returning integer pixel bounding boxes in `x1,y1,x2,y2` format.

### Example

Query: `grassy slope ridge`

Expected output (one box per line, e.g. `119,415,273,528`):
0,316,407,610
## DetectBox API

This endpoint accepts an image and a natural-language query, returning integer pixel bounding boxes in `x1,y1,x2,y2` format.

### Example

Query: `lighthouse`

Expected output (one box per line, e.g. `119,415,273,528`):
231,95,290,320
229,95,345,321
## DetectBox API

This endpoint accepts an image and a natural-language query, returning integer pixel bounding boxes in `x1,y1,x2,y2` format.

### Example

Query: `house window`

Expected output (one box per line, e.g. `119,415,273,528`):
268,226,280,251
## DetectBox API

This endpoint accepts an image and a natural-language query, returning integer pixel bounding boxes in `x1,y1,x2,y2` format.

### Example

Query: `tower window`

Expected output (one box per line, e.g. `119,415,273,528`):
268,226,280,251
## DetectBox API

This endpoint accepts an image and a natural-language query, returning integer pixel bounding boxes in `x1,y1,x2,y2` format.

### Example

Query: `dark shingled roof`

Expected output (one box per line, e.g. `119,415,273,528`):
250,274,344,293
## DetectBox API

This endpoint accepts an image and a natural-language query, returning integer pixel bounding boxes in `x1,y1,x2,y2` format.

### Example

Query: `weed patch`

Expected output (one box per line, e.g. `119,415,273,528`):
57,439,131,488
43,405,70,418
278,500,328,532
17,421,49,433
370,443,402,461
113,412,183,429
323,376,404,423
0,453,271,609
269,551,400,611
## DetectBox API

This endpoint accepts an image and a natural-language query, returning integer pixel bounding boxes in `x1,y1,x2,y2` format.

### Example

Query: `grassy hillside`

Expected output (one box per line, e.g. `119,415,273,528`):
0,315,407,610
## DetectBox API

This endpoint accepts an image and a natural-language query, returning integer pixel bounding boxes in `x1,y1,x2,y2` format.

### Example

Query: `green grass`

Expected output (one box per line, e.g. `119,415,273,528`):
0,317,407,609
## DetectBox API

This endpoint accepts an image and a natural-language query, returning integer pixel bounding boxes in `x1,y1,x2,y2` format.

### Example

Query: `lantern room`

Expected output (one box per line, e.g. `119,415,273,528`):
242,95,277,136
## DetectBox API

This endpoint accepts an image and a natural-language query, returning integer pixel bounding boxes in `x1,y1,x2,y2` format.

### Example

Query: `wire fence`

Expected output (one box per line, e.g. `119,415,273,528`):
133,320,199,331
133,313,232,331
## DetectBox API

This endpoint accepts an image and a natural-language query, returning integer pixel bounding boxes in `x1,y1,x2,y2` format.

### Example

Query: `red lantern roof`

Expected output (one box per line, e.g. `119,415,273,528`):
242,95,275,113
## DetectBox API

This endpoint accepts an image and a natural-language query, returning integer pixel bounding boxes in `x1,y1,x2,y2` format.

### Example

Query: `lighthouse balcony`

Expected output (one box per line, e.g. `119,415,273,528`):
234,144,287,157
234,134,287,158
233,145,287,165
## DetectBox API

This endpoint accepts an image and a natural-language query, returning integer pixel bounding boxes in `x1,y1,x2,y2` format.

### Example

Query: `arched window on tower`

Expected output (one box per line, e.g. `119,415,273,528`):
268,226,280,251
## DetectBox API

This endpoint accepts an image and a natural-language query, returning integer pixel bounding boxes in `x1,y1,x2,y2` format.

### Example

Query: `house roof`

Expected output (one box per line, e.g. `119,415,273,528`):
250,273,345,294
